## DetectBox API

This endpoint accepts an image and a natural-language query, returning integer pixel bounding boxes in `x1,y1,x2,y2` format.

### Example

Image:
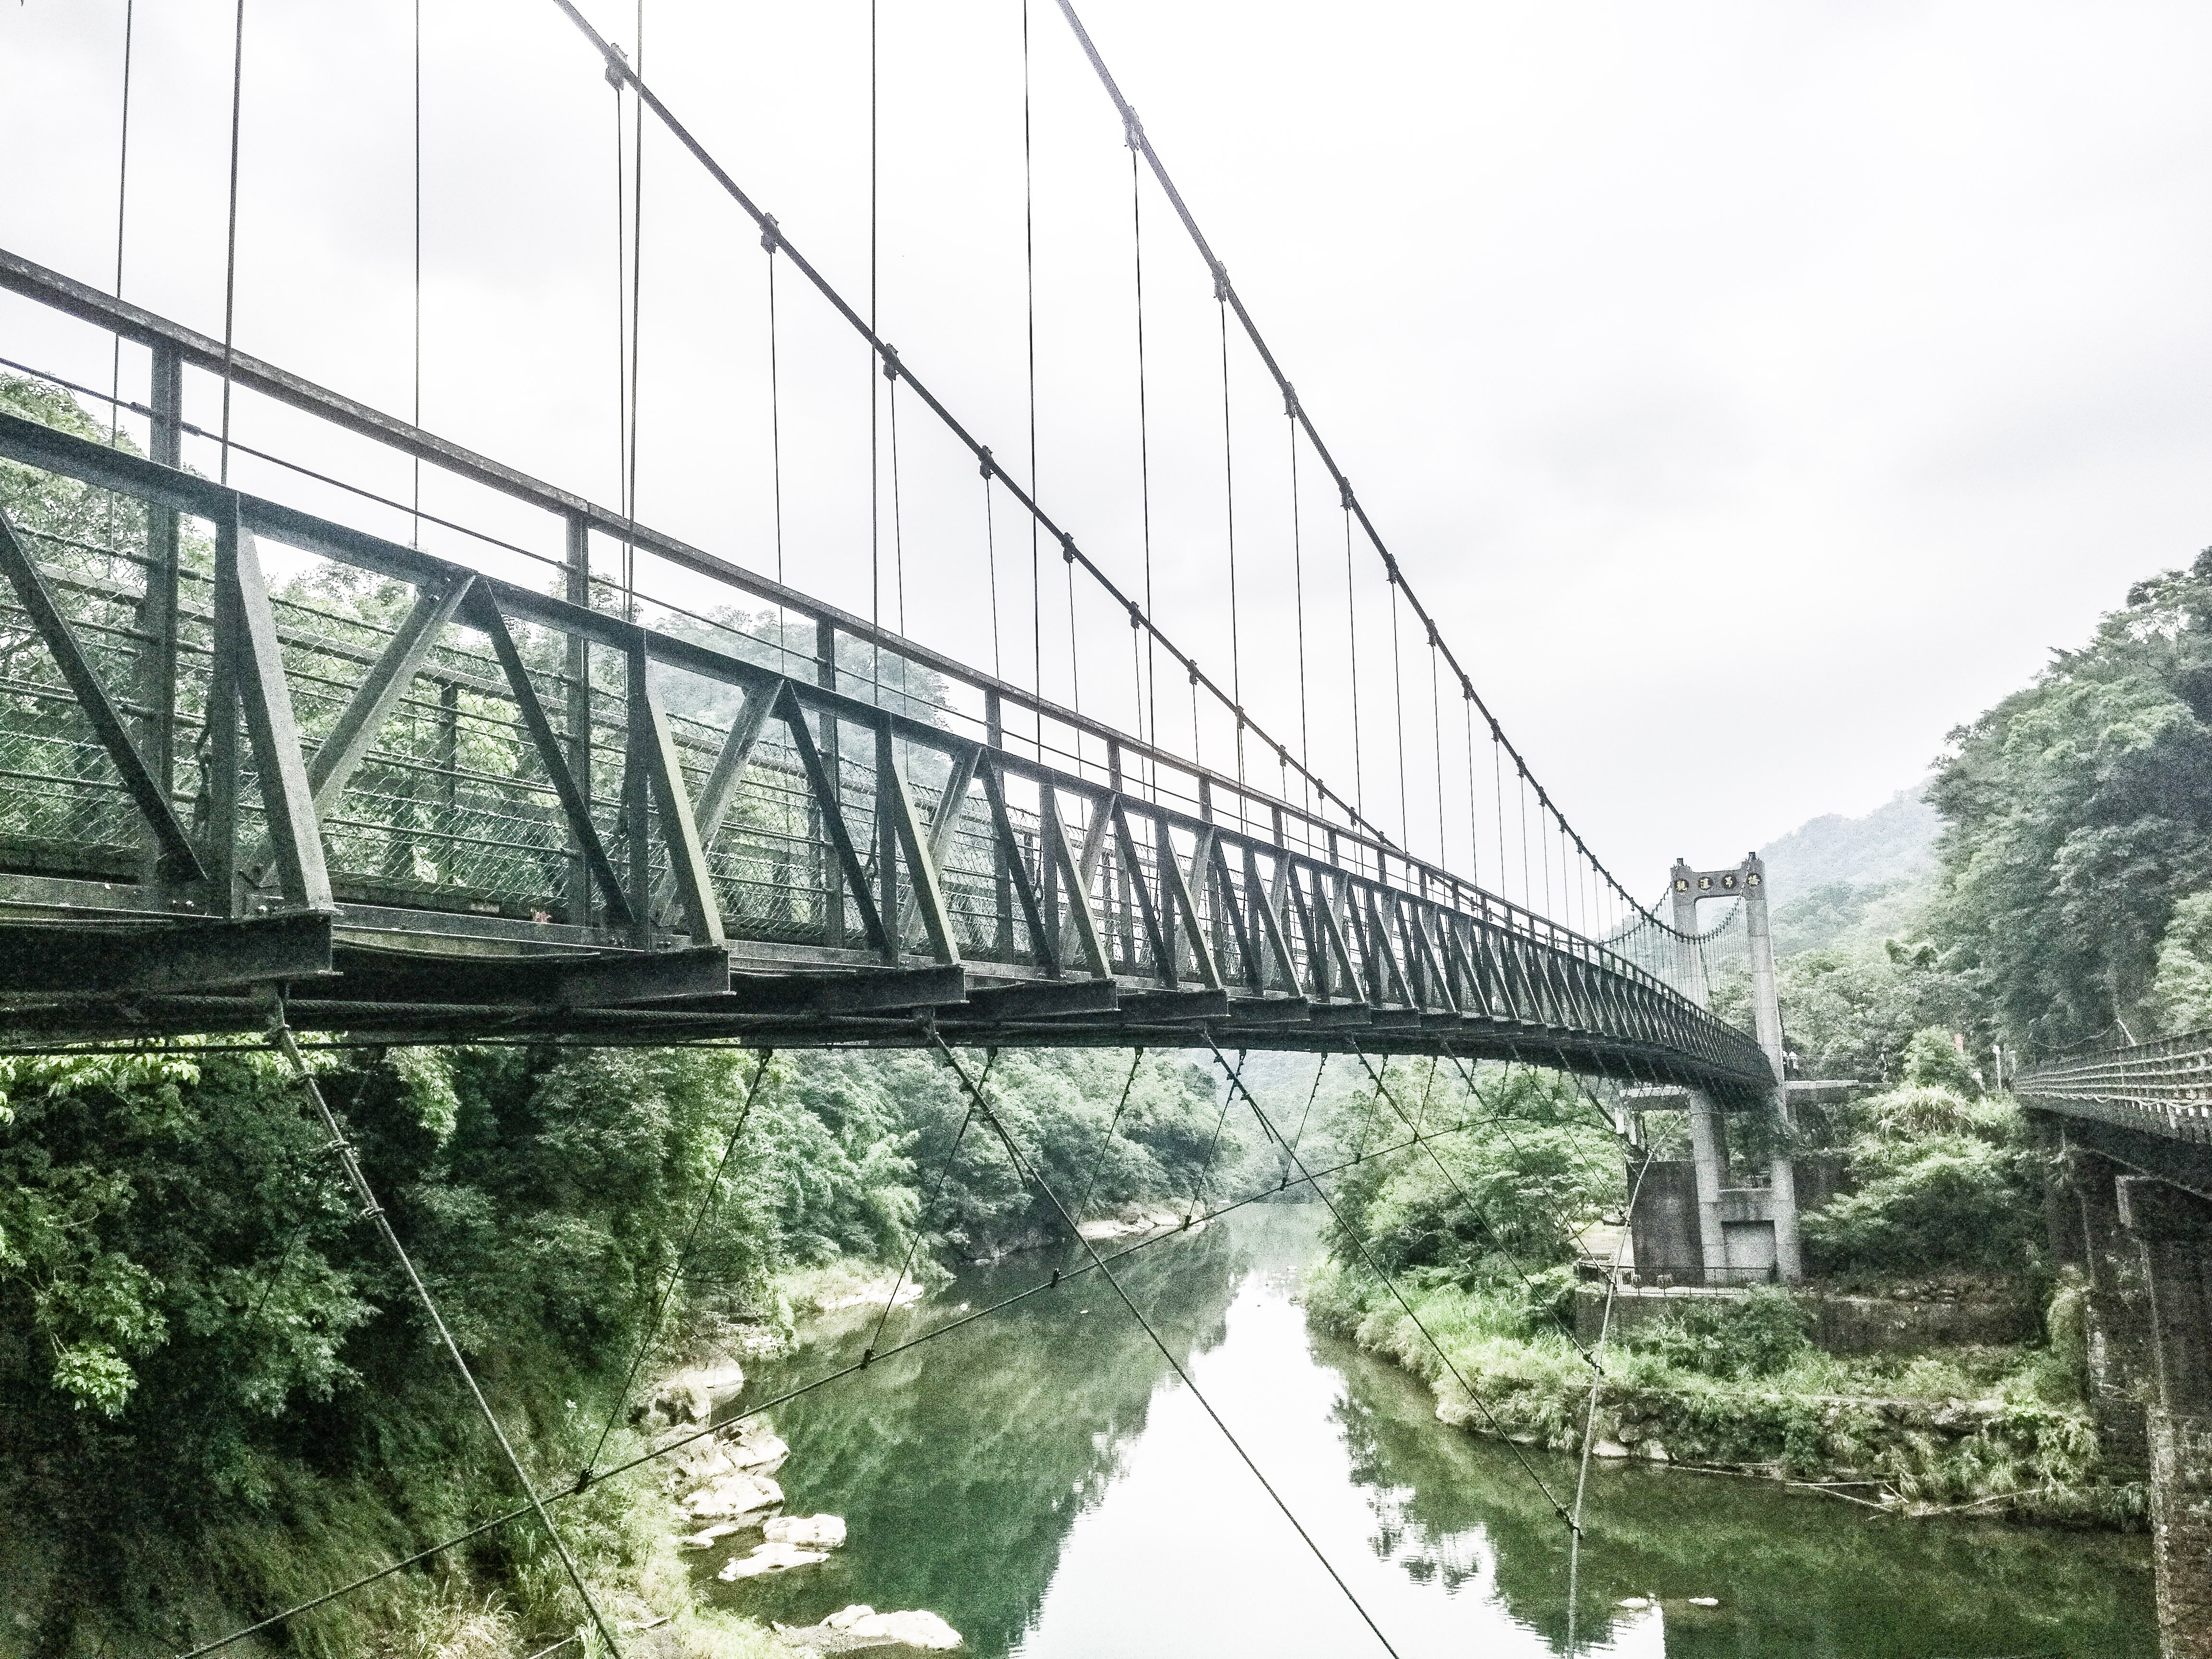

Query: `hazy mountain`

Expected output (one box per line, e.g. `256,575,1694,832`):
1758,783,1939,909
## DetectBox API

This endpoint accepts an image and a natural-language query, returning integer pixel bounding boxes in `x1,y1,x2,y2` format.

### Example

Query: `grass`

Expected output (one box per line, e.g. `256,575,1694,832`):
1305,1262,2143,1526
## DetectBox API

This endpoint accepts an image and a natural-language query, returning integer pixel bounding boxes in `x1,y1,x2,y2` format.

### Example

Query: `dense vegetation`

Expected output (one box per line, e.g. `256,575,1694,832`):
0,1040,1239,1652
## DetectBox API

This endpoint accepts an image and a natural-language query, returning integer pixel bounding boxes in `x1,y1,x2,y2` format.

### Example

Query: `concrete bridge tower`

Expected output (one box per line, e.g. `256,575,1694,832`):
1670,854,1803,1284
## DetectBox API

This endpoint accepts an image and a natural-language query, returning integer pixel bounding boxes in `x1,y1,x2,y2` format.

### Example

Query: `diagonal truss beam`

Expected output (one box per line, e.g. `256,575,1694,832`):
0,505,204,883
465,584,631,926
308,571,475,817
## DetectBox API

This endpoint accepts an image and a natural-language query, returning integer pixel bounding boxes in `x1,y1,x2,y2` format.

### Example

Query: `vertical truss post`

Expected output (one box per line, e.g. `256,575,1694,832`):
878,719,960,964
986,689,1010,957
134,341,183,887
631,639,726,947
216,503,331,910
622,649,653,948
816,618,843,948
563,513,593,924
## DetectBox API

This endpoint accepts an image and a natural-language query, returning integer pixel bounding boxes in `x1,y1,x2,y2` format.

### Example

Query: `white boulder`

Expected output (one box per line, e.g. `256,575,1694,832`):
725,1427,790,1474
682,1470,782,1521
819,1607,962,1649
646,1362,745,1428
677,1520,746,1550
764,1513,847,1549
718,1540,831,1581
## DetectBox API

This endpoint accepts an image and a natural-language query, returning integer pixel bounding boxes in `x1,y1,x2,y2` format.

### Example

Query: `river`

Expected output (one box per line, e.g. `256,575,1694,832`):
699,1206,2154,1657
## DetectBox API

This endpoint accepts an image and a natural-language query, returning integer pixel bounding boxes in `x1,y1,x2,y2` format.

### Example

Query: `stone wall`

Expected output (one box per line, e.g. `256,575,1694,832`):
1574,1282,2033,1354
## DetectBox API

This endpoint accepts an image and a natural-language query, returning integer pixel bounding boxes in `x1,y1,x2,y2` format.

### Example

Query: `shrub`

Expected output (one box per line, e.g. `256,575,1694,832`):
1632,1287,1811,1379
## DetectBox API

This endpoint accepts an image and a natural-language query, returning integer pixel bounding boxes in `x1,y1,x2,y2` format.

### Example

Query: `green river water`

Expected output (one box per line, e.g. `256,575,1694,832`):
697,1206,2155,1657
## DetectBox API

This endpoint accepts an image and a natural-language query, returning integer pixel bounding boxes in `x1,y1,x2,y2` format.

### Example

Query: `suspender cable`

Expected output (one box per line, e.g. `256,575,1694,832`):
1130,135,1157,773
410,0,421,545
1046,0,1675,930
765,218,784,586
1287,393,1310,799
624,0,644,625
1343,500,1362,816
217,0,246,484
869,0,880,704
543,0,1402,852
1217,289,1244,797
890,369,906,648
1387,562,1408,851
982,458,1001,678
608,53,626,609
109,0,134,449
1429,635,1445,867
1022,0,1041,749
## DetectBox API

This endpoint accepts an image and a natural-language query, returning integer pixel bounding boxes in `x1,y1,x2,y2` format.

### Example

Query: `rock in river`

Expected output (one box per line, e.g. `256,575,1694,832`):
683,1469,782,1521
718,1539,831,1581
803,1606,963,1650
764,1513,847,1548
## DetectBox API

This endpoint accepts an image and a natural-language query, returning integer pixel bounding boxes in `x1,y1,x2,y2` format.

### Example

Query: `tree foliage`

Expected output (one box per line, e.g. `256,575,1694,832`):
1925,550,2212,1052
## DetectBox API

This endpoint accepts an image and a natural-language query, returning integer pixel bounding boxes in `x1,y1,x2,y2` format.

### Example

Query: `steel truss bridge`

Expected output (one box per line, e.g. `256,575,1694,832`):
0,248,1765,1094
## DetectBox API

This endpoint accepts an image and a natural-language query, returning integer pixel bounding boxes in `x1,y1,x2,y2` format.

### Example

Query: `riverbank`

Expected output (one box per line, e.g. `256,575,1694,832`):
1303,1262,2146,1527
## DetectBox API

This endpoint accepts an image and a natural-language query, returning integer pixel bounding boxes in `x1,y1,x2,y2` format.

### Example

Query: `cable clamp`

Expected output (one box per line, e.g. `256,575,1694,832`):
977,445,994,480
881,343,901,382
358,1202,385,1221
574,1467,596,1494
1123,109,1144,151
1212,263,1231,302
759,214,781,256
1339,478,1354,509
1049,1268,1061,1289
1060,531,1076,565
1382,554,1400,586
603,41,631,90
860,1346,873,1368
1283,384,1298,420
1128,600,1143,629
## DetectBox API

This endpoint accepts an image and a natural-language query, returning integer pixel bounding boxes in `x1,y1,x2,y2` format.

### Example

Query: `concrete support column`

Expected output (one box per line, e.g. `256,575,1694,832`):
1743,855,1802,1283
1685,1085,1730,1283
2071,1148,2157,1469
2117,1176,2212,1659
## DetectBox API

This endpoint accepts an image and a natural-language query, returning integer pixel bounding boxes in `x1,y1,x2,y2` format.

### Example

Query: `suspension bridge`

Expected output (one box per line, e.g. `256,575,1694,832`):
0,8,1771,1099
0,4,1830,1656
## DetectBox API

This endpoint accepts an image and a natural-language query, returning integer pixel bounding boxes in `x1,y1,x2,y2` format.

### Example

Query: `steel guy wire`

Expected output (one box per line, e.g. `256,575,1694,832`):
1200,1035,1574,1529
583,1047,773,1478
1565,1138,1659,1659
264,1013,625,1658
1348,1038,1604,1370
933,1034,1409,1659
1075,1046,1147,1216
162,1094,1530,1659
866,1048,995,1362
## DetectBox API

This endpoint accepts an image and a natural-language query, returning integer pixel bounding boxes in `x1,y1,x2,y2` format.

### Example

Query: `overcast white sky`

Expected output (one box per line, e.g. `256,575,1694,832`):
3,0,2208,912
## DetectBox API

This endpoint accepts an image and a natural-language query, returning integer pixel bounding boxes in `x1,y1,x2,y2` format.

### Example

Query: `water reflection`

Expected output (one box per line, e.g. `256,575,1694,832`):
704,1207,2154,1658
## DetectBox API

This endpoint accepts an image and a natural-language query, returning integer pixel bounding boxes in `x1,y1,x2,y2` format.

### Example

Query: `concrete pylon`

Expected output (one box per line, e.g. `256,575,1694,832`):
1684,1085,1731,1279
1671,853,1803,1284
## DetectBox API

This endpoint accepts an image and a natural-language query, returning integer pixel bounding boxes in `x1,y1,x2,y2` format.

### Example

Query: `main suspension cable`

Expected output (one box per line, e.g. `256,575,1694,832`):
541,0,1405,855
1045,0,1673,930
